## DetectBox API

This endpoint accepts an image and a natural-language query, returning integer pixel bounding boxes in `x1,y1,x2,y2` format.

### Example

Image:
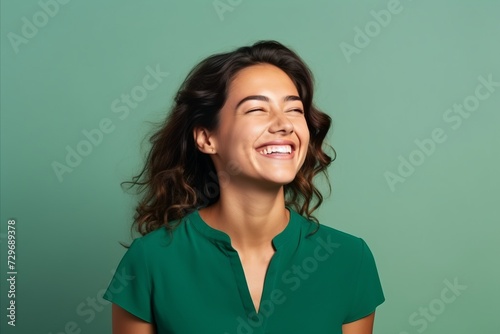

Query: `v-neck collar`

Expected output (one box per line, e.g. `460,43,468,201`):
188,206,301,253
188,206,303,322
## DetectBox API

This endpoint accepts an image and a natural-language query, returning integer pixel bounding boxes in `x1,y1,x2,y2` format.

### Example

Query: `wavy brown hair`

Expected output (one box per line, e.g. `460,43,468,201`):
121,40,335,247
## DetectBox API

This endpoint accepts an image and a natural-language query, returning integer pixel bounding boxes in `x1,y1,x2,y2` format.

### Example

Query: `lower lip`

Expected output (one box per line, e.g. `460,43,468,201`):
257,149,295,159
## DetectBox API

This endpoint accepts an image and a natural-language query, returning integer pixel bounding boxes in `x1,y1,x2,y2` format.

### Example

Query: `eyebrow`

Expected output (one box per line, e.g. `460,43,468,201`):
235,95,302,109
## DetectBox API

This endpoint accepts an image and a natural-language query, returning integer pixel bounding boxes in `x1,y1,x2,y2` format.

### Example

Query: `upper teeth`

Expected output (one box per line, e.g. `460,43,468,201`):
259,145,292,155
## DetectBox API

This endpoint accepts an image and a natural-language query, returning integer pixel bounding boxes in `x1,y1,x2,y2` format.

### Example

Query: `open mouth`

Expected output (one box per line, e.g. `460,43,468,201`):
257,145,293,156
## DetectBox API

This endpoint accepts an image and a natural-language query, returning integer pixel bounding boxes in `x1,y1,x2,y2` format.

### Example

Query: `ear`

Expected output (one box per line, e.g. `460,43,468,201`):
193,127,216,154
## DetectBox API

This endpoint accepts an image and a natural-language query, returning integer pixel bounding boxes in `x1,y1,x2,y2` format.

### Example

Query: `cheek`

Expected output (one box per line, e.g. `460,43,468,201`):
217,121,258,155
295,119,310,144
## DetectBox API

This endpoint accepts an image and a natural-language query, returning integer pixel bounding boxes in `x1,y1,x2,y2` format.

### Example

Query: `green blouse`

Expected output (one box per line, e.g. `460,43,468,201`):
104,207,385,333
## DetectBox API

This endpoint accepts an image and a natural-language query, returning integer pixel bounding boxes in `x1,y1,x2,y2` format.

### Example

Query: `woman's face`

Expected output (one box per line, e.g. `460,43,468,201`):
208,63,310,188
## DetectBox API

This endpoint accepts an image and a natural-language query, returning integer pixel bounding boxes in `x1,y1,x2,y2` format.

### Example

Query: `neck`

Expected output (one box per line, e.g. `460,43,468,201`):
198,181,290,259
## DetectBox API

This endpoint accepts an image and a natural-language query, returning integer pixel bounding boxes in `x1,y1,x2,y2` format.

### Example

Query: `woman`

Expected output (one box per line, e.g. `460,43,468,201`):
104,40,385,334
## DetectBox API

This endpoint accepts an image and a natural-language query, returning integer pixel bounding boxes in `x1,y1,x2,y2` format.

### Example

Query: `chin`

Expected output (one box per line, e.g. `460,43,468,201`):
264,174,297,186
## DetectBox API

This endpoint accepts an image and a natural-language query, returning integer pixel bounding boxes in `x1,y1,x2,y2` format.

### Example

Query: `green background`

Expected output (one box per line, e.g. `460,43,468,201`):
1,0,499,333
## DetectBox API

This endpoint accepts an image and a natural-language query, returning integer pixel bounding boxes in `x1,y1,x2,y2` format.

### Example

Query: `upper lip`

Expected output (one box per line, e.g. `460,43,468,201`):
255,140,296,151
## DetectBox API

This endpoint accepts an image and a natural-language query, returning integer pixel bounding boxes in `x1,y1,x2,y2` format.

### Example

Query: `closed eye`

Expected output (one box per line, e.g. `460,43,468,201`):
246,108,303,114
246,108,265,113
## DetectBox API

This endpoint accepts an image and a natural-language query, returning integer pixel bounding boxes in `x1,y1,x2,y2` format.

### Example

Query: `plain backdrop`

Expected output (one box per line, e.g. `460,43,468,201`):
1,0,499,333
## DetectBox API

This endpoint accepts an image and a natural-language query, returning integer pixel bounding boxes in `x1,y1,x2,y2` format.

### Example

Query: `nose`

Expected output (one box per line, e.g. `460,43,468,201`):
268,109,294,134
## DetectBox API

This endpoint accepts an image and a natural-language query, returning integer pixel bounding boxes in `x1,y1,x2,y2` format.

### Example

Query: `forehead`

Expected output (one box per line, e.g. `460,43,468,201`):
228,64,299,95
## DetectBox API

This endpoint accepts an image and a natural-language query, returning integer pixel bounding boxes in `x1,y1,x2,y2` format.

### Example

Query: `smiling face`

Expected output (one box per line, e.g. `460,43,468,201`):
196,63,310,189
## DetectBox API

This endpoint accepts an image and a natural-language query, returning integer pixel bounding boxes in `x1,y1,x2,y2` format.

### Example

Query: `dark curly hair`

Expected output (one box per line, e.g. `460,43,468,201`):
120,40,335,247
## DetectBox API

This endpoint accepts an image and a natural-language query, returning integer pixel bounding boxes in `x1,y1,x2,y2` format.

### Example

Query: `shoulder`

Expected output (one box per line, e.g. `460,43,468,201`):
296,212,366,247
294,212,370,262
129,214,191,254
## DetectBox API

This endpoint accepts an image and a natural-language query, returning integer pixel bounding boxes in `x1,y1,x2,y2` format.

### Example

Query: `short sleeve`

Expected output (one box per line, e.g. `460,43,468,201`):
103,238,153,323
343,238,385,324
